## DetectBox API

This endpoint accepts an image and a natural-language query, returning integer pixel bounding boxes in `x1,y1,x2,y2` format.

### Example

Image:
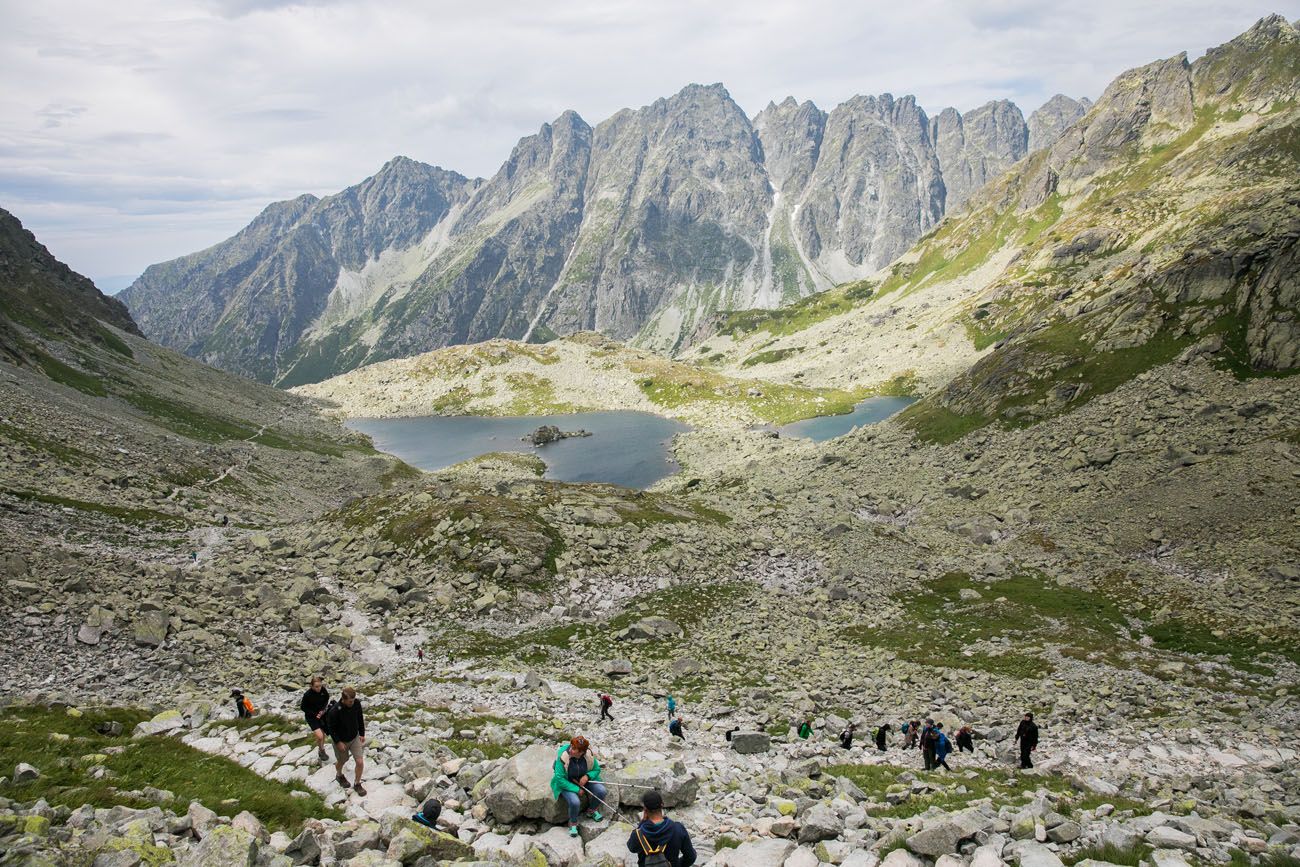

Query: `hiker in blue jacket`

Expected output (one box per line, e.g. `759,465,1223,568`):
628,789,696,867
934,722,954,770
666,694,676,722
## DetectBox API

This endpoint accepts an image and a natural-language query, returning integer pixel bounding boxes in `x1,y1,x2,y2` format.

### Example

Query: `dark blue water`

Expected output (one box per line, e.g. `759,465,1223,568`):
347,411,691,489
778,396,917,442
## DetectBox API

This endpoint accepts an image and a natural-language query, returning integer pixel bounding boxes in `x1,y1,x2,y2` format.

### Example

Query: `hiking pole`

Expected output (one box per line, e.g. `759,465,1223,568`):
602,782,658,790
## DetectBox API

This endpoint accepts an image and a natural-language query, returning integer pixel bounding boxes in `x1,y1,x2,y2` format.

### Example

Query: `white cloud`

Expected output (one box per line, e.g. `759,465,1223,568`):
0,0,1294,286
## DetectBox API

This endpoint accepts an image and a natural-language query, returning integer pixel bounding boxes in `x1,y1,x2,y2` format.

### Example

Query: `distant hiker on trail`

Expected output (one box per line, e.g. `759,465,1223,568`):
551,735,607,838
839,723,856,750
666,695,676,722
627,789,697,867
921,720,938,770
798,718,813,739
231,689,253,719
934,723,953,770
326,686,366,796
412,798,441,831
300,675,330,761
876,723,892,751
1015,712,1039,769
903,719,920,749
598,693,614,722
418,648,424,661
956,725,975,753
669,714,685,740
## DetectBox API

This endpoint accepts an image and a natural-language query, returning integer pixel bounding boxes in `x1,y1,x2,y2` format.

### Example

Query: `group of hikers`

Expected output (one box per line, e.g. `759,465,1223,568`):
224,677,1042,867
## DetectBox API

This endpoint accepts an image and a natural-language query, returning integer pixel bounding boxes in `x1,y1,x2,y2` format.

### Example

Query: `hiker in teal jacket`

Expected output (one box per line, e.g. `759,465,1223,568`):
551,736,608,837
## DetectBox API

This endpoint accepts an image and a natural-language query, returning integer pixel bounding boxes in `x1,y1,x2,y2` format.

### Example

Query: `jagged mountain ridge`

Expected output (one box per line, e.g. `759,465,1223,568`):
688,14,1300,441
121,87,1088,386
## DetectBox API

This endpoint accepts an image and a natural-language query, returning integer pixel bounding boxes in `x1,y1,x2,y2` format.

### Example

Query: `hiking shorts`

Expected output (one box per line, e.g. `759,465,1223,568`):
305,712,325,732
334,736,364,762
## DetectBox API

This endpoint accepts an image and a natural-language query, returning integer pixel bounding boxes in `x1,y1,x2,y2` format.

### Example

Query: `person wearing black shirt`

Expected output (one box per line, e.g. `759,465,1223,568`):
300,676,330,762
628,790,696,867
1014,713,1039,769
875,723,892,751
326,687,367,795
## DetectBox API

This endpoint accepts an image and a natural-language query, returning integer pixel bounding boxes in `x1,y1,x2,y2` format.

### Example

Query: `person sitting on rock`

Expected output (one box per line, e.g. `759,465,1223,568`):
300,675,330,762
956,725,975,753
551,735,608,837
875,723,892,751
628,789,696,867
669,713,685,740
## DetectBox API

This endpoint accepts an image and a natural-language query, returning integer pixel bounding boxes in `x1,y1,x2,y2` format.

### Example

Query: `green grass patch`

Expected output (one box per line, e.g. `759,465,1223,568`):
2,706,339,833
1,488,188,528
717,279,876,339
827,762,1070,818
37,352,107,396
741,347,799,368
897,400,989,445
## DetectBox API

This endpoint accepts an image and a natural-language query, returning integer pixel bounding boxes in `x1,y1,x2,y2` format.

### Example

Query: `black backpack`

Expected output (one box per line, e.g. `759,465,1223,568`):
321,700,339,737
636,827,671,867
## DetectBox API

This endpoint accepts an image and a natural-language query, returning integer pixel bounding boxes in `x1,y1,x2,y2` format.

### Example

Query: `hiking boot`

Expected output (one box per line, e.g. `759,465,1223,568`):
353,783,367,796
590,811,604,821
317,746,328,761
336,773,351,789
568,825,579,838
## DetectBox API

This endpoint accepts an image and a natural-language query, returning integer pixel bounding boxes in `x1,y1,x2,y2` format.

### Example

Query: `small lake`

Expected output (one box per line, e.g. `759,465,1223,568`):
778,395,917,442
347,411,691,489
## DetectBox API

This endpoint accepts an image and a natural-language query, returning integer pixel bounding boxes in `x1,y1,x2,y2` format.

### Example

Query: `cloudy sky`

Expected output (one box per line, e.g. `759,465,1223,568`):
1,1,1294,291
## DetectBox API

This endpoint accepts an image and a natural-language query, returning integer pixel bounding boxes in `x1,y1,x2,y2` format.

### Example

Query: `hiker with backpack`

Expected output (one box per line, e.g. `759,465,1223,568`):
598,692,614,722
921,720,938,770
627,789,696,867
551,735,608,838
669,714,685,741
875,723,892,751
798,718,813,739
300,676,330,762
839,723,856,750
231,688,254,719
956,725,975,753
325,687,367,796
1015,712,1039,769
666,694,676,723
934,723,953,770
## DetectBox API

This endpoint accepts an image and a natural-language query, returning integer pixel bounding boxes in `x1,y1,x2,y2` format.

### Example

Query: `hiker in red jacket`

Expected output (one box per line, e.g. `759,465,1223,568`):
598,692,614,722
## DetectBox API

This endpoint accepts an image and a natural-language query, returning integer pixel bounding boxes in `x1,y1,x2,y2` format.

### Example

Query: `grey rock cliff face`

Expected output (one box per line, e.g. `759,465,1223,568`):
932,99,1029,213
124,84,1086,383
1027,94,1092,153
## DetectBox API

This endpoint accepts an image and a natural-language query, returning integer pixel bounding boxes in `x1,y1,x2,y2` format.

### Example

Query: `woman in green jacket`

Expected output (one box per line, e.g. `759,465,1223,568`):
551,736,607,837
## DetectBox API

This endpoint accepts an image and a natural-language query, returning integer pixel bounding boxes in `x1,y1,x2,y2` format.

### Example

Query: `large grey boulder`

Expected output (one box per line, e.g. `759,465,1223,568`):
617,616,682,641
133,610,169,648
797,804,843,844
906,812,987,856
473,743,567,824
1011,842,1064,867
607,759,697,808
709,838,796,866
13,762,39,782
730,732,771,755
1146,827,1197,850
182,824,258,866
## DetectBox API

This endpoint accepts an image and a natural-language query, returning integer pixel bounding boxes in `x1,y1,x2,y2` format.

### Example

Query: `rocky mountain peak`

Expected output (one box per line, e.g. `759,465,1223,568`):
1026,94,1091,152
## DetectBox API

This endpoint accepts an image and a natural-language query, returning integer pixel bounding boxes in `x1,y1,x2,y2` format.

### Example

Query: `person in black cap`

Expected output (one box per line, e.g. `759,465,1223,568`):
412,798,441,830
627,790,696,867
